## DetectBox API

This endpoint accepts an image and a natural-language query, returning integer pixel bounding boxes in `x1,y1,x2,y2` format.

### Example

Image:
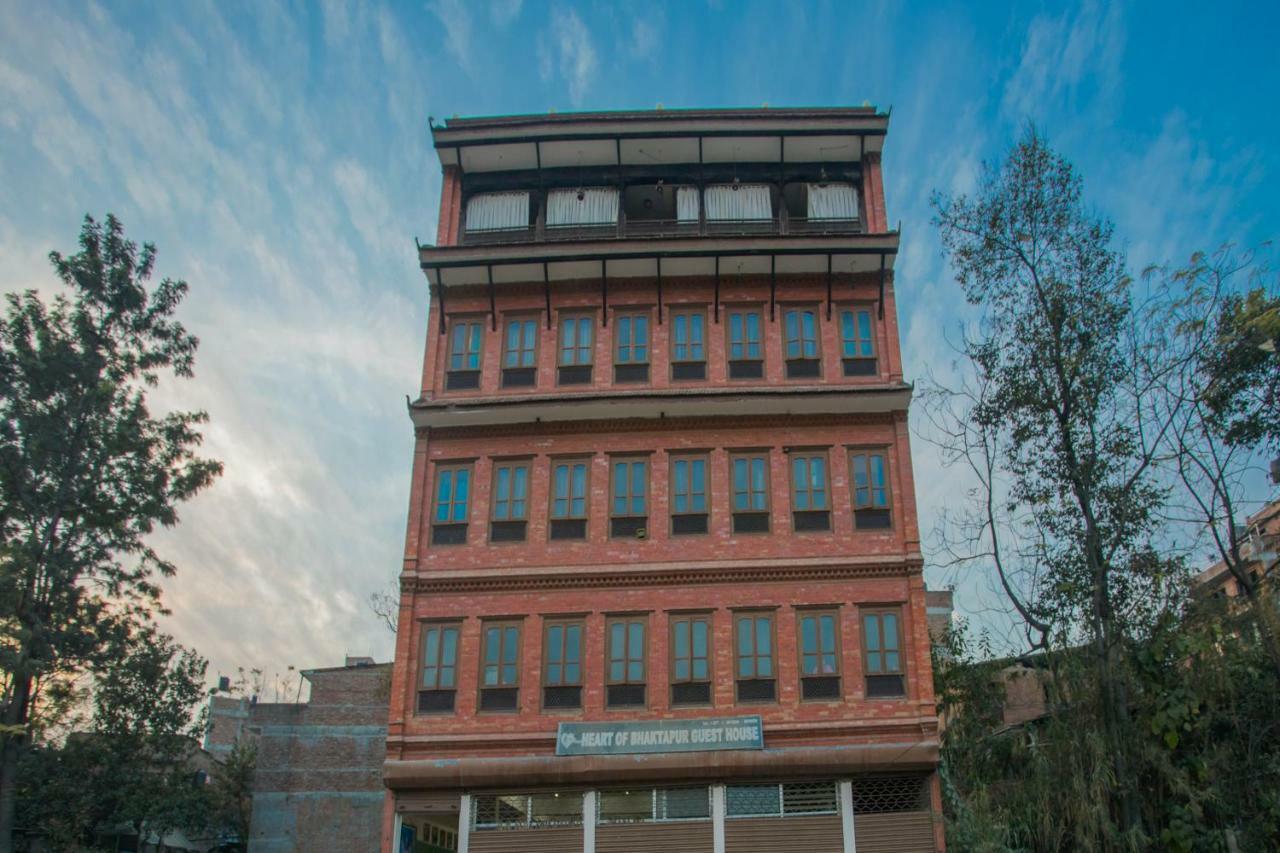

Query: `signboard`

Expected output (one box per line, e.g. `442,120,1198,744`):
555,715,763,756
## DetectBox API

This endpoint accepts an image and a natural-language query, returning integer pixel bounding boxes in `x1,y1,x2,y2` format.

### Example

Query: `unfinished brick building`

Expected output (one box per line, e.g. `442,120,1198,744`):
383,107,942,853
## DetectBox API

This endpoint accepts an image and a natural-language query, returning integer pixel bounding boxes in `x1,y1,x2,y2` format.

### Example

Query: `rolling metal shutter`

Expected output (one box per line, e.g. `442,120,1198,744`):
852,813,936,852
467,827,584,853
596,822,714,853
724,814,844,851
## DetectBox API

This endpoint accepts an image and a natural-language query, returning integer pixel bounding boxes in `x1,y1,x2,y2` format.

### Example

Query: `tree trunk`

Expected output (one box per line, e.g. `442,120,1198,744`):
0,672,33,853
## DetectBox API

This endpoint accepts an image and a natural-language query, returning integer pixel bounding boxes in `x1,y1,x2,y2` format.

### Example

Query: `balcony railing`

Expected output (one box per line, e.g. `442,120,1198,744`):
459,216,862,247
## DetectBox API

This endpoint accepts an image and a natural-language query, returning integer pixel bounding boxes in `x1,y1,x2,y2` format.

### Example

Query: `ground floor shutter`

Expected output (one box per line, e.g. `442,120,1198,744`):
852,811,936,852
467,826,584,853
596,821,713,853
724,814,843,852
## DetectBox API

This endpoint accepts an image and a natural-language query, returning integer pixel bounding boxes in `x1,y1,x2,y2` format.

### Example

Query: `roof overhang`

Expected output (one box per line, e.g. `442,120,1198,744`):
430,107,889,173
418,232,899,288
410,384,912,430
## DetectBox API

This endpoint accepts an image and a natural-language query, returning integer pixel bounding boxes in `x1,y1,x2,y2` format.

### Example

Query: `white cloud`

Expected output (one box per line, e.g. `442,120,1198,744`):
629,13,663,60
1001,0,1125,126
542,7,598,107
429,0,474,72
490,0,522,26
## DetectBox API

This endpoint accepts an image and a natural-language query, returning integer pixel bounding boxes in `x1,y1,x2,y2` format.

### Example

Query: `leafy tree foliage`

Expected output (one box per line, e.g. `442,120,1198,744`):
0,215,221,851
1199,285,1280,453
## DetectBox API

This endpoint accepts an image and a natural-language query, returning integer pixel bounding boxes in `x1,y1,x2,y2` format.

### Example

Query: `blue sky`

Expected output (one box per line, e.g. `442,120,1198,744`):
1,1,1276,686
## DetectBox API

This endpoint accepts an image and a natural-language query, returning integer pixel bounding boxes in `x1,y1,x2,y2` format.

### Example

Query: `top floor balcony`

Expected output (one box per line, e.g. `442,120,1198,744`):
459,181,864,247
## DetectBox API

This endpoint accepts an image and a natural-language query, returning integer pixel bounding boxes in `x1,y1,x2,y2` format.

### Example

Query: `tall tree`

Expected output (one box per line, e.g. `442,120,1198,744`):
931,129,1180,841
0,214,221,851
1199,280,1280,453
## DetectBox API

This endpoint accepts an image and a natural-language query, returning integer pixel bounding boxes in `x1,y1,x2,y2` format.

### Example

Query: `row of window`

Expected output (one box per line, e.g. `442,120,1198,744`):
443,304,879,391
418,606,907,715
431,447,893,545
467,776,929,831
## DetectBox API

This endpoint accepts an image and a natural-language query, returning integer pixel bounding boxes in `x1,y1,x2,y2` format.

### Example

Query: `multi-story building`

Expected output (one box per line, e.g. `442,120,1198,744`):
382,107,942,853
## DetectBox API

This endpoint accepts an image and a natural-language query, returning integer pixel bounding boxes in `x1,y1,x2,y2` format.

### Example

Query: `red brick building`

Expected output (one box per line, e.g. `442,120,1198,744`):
383,107,942,853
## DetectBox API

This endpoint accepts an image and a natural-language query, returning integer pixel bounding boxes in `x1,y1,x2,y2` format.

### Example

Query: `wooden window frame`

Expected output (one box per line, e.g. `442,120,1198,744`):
610,456,649,539
557,312,595,384
489,460,530,543
733,610,777,703
782,305,822,379
417,620,461,715
850,448,893,530
670,612,713,706
670,307,708,380
548,457,590,541
669,454,710,536
726,306,764,379
789,450,831,532
613,310,651,365
730,451,771,534
861,607,906,698
796,609,842,701
501,315,539,387
478,619,522,712
445,317,484,390
430,463,472,546
839,305,878,376
542,618,585,711
606,615,648,708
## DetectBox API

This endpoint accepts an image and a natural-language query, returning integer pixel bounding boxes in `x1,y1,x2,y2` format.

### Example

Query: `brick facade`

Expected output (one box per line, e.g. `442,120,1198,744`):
385,107,941,853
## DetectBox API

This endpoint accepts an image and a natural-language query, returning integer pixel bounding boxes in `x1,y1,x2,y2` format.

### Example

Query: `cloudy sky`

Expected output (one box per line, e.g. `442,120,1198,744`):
1,1,1276,689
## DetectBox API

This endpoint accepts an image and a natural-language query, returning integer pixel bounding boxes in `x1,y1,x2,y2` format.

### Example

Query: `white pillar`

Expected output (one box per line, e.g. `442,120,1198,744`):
457,793,472,853
712,784,726,853
583,790,597,853
839,780,856,853
391,813,403,853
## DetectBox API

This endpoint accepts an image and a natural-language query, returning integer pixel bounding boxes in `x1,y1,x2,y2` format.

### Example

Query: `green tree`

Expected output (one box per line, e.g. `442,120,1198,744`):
16,625,211,850
1199,282,1280,453
209,738,256,849
0,215,221,851
931,129,1180,843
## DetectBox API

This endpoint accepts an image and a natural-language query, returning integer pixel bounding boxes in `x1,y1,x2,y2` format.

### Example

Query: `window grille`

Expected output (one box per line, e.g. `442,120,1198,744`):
850,776,929,814
782,781,839,814
597,787,711,823
473,792,582,830
726,782,839,818
725,784,781,817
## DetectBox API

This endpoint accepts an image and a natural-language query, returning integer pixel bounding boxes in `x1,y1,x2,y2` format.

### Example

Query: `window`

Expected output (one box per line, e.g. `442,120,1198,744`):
490,461,529,542
670,456,709,535
464,191,532,235
734,612,776,702
542,619,583,710
479,621,521,711
418,622,460,713
606,616,647,708
610,458,648,538
614,312,650,382
797,611,841,700
598,787,711,823
446,320,483,390
473,792,583,830
725,782,838,818
431,465,471,545
840,307,877,376
502,317,538,387
731,453,770,533
671,310,706,380
784,308,820,379
558,315,594,384
727,309,763,379
851,450,892,529
550,459,589,540
790,453,830,532
863,609,905,698
670,614,711,706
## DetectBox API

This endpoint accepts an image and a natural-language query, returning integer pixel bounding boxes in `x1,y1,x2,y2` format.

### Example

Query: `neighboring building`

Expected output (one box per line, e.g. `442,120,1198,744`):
925,589,954,648
1192,497,1280,599
384,107,942,853
205,657,390,852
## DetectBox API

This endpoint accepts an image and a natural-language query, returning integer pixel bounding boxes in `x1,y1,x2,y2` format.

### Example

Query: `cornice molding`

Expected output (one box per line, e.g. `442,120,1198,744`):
402,554,924,595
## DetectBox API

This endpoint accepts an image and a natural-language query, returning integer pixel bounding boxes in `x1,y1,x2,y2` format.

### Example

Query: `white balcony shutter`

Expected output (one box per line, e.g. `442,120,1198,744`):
806,183,858,220
464,191,530,232
676,186,700,222
547,187,619,226
704,184,772,221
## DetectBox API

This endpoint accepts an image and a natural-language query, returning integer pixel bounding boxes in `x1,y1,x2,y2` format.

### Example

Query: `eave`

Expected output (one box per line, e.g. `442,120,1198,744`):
409,383,913,430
